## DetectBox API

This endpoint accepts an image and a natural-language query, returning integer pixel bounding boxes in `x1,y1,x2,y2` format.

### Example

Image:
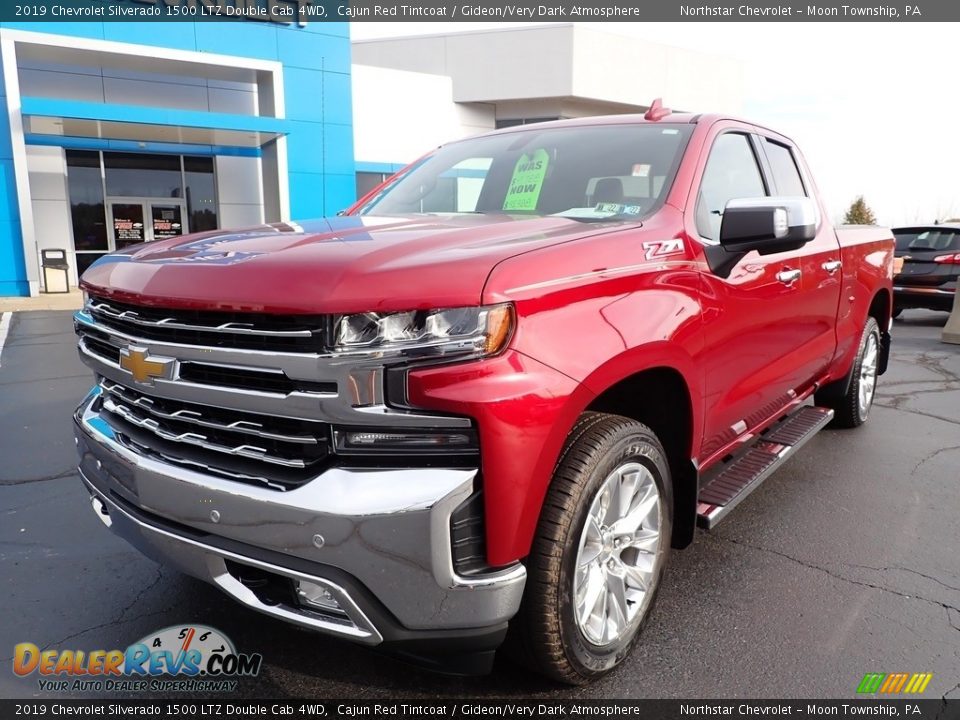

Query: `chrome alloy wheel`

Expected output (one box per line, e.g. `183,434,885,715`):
573,462,663,646
858,332,879,418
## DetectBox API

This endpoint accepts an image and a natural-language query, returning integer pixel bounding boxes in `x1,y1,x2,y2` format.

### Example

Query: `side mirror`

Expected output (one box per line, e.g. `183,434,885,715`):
719,196,817,254
706,196,818,278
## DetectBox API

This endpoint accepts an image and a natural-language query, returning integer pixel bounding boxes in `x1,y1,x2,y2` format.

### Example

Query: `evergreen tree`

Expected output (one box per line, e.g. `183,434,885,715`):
843,196,877,225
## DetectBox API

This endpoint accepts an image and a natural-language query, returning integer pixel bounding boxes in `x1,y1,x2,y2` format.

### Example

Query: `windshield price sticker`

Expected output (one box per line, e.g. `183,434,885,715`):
503,149,550,212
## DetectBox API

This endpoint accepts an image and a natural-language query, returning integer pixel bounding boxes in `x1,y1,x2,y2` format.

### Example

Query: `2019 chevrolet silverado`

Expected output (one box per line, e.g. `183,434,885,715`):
73,105,895,684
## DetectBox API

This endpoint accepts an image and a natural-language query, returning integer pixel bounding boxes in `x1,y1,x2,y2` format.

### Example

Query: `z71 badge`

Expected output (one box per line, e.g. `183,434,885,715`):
643,238,686,261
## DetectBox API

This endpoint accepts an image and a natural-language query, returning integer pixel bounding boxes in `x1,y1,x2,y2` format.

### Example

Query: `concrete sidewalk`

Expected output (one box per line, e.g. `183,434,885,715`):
0,289,83,312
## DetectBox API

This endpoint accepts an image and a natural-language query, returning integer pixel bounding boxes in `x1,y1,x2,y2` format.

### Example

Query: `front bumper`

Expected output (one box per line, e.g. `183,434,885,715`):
74,387,525,662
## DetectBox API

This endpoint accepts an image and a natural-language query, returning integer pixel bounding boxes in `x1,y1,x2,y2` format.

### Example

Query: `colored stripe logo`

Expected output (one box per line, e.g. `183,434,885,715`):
857,673,933,694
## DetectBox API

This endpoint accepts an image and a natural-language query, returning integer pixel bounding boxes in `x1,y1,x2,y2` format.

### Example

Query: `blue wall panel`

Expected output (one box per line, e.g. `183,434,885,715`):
285,121,324,174
102,23,198,51
0,22,105,39
324,174,358,216
323,122,355,177
287,171,325,219
322,72,353,126
283,68,327,124
0,37,27,296
194,23,279,60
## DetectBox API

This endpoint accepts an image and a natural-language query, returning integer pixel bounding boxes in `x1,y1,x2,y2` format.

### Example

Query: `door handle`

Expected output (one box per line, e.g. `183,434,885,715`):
776,269,802,285
822,260,842,274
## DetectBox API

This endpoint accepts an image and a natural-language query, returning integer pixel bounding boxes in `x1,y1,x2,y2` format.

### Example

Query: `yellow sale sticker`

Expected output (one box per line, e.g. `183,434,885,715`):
503,149,550,211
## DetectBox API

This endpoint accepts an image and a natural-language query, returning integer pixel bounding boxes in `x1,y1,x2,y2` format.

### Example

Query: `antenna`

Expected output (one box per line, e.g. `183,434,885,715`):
644,98,672,121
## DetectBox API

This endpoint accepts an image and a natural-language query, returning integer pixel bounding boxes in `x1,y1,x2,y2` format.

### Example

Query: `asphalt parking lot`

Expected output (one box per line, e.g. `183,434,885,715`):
1,309,958,701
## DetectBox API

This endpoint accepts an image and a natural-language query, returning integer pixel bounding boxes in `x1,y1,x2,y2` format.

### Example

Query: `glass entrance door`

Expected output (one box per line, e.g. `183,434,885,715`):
107,198,188,249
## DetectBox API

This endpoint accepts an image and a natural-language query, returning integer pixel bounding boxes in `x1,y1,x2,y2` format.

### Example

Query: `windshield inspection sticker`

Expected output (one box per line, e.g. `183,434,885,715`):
503,149,550,211
596,203,643,216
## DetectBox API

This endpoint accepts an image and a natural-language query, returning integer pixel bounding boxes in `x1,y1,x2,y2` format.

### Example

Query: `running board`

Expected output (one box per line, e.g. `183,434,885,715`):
696,406,834,530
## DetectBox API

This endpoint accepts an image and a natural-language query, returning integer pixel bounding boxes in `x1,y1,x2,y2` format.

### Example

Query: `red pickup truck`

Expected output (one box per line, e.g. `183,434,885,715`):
73,107,894,684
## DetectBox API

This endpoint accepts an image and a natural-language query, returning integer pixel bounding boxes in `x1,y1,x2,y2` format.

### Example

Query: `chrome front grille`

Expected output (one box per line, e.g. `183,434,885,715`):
87,296,329,353
77,322,335,397
97,379,331,489
74,293,475,490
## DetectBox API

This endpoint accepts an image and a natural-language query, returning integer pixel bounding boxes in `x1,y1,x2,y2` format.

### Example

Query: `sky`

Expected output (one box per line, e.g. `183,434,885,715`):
351,22,957,228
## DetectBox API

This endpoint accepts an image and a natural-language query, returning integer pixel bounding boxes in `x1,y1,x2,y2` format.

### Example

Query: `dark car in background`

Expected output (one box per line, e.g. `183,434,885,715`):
892,225,960,316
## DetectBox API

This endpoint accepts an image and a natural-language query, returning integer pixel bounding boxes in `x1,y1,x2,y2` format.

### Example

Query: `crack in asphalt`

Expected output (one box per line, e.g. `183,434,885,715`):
0,567,167,664
912,445,960,474
873,401,960,428
914,352,960,384
936,683,960,720
848,564,960,593
711,534,960,625
877,386,960,406
948,607,960,634
115,566,165,625
0,468,78,486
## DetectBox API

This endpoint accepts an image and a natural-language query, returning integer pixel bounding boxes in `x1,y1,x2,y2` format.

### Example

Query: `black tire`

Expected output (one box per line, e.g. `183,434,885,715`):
816,316,881,428
511,412,673,684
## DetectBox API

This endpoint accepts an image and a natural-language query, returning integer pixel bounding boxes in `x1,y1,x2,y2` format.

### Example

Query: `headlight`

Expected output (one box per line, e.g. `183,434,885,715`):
333,303,514,358
81,289,90,308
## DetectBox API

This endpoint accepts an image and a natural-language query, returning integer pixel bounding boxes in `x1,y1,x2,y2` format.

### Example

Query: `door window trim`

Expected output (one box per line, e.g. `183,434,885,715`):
694,129,771,245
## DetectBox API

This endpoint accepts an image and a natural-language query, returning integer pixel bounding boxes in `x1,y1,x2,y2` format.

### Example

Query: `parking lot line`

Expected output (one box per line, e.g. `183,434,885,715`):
0,311,10,367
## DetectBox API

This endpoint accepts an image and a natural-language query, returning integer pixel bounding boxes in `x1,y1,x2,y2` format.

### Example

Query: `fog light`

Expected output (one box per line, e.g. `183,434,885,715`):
344,430,471,447
296,580,342,612
333,428,477,455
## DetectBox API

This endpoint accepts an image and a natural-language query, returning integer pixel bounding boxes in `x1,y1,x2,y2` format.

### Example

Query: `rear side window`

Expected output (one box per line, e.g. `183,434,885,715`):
764,139,806,197
696,133,767,242
894,229,960,252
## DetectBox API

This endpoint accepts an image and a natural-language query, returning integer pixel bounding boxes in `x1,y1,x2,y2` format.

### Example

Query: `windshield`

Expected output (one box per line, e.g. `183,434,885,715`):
355,123,694,222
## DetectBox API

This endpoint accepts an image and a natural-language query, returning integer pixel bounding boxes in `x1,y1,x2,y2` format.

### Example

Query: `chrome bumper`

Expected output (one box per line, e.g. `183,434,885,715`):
74,388,526,643
893,285,955,296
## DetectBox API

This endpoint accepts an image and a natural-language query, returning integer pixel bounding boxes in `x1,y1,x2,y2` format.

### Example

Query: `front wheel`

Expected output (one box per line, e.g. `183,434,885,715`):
512,413,672,684
816,316,881,428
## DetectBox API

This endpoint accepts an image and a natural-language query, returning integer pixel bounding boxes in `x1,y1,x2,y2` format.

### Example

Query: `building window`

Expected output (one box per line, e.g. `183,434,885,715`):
184,156,218,232
66,150,108,275
66,150,220,275
356,171,389,200
495,117,559,129
104,152,183,198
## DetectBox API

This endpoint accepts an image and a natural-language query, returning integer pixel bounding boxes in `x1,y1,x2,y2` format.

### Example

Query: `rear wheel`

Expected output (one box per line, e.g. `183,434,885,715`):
512,413,672,684
816,316,880,428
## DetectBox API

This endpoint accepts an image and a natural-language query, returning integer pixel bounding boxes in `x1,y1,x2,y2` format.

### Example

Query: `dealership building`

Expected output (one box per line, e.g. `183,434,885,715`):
0,18,353,296
0,20,741,297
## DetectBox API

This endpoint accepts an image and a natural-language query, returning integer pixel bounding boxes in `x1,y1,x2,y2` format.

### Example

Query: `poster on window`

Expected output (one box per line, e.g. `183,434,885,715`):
112,206,145,246
152,206,183,241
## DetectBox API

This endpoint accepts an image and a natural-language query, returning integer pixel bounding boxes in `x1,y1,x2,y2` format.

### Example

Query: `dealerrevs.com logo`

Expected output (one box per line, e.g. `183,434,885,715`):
13,625,262,693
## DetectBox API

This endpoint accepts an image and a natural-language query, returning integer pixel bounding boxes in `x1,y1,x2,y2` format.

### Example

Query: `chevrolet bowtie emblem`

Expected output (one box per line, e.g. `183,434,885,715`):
119,347,175,385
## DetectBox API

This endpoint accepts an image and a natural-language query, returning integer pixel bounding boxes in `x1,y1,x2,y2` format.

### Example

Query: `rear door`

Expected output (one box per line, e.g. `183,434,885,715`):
756,136,842,382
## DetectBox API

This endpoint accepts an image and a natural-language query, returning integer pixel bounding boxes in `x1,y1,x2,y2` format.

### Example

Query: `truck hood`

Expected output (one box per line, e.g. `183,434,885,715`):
80,214,631,314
